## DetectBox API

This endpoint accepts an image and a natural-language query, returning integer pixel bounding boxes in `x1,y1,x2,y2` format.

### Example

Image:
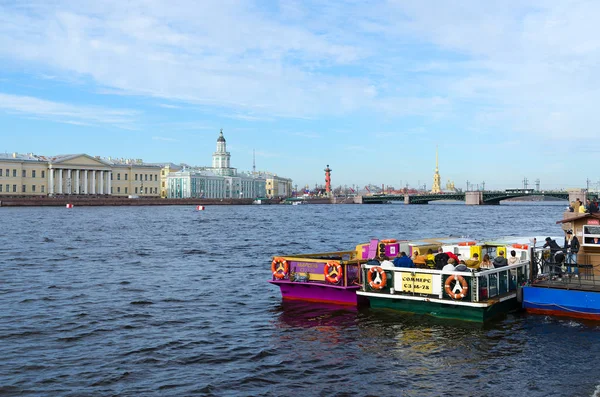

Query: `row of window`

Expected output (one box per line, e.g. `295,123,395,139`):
0,169,46,178
0,184,45,193
0,184,160,195
112,173,158,181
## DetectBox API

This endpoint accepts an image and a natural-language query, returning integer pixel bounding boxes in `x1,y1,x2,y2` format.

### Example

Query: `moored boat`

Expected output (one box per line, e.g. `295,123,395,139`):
522,212,600,320
357,262,528,322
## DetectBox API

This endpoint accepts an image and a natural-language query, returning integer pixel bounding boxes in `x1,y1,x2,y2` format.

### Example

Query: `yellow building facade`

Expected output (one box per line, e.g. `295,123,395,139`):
0,153,160,197
265,174,293,198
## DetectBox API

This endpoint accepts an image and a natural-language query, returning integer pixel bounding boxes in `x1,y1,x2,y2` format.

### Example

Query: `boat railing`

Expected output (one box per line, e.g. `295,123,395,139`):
530,246,599,287
274,252,366,287
360,261,529,303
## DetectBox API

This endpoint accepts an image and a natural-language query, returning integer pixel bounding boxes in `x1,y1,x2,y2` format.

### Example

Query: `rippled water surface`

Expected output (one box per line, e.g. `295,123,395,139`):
1,203,600,396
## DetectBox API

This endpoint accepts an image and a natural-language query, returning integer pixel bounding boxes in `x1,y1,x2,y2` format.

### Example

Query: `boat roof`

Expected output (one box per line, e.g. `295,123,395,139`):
556,213,600,224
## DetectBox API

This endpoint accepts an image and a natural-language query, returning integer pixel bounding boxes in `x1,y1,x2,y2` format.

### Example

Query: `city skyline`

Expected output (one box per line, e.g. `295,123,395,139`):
2,1,600,191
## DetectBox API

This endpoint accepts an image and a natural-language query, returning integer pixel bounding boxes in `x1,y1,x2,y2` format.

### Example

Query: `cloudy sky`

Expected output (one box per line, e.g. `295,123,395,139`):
1,0,599,191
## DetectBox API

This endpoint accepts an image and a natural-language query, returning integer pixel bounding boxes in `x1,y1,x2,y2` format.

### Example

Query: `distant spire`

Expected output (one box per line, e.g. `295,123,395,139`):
253,149,256,173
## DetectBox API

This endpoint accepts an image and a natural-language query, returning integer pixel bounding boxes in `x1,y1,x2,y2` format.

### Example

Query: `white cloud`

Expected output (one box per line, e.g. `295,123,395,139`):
0,92,138,128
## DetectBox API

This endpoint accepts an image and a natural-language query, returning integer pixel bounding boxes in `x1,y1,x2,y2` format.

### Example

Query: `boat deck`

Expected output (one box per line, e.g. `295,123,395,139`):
531,274,600,292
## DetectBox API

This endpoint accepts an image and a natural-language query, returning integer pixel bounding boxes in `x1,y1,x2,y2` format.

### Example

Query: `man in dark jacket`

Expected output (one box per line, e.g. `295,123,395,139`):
434,248,449,270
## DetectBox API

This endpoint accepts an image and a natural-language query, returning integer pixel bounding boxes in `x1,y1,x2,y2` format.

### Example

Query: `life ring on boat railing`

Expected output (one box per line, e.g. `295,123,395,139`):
513,243,528,250
381,239,397,243
324,261,343,284
458,241,476,246
444,275,469,300
367,266,387,290
271,257,289,279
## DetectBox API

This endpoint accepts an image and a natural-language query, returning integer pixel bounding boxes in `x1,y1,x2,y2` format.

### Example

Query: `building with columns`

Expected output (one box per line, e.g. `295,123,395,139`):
167,130,269,199
0,152,160,197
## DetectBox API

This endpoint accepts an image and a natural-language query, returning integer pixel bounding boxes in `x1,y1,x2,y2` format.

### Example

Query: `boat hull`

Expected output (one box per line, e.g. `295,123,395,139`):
269,280,368,306
522,286,600,320
362,293,520,322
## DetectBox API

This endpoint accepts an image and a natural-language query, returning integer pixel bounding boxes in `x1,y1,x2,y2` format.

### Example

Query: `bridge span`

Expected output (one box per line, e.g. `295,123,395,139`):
359,190,591,205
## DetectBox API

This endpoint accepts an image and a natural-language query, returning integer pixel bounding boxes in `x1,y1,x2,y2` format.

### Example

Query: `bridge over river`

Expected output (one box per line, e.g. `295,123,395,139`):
359,190,593,205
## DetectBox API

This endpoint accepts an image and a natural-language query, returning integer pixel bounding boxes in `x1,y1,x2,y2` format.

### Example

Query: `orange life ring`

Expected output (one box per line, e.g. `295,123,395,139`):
367,266,387,290
271,257,289,279
381,239,397,243
458,241,476,246
324,261,343,284
512,244,528,250
444,275,469,300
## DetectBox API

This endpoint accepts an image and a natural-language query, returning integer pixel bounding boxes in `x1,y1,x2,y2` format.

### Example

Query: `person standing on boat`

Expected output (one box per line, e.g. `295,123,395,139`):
573,198,582,213
564,230,580,272
493,250,508,267
393,252,414,268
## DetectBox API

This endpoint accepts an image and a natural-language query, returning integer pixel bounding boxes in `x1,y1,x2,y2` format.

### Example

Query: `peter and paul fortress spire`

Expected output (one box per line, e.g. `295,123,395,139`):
431,145,441,193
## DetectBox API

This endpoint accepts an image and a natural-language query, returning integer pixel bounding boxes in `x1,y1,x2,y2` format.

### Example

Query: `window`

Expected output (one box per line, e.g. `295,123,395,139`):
13,184,18,192
13,169,16,177
22,170,26,178
32,170,36,178
135,174,138,181
117,173,121,180
5,169,8,177
154,175,157,181
41,186,44,193
0,169,2,176
5,184,9,192
22,185,26,192
41,170,45,178
125,187,128,194
145,187,148,194
117,187,121,193
125,174,128,180
135,187,138,194
161,170,165,176
145,174,148,181
0,185,2,192
32,185,36,192
162,182,165,187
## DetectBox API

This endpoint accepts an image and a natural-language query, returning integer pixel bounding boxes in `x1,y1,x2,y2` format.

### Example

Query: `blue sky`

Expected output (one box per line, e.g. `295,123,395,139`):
1,1,600,191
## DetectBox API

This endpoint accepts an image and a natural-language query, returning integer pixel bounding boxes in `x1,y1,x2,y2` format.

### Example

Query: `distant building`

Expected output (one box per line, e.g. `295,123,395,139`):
166,130,268,199
0,152,160,197
431,146,442,194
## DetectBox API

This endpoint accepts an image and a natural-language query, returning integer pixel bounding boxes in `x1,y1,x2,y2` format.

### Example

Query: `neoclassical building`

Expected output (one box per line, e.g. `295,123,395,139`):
167,130,268,199
0,152,160,197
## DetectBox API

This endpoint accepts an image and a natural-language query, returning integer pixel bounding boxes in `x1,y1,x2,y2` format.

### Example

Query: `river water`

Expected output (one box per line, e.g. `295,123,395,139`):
1,202,599,397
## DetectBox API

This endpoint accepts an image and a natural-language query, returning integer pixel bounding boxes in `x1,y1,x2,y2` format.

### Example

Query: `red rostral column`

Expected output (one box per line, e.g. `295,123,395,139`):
324,164,332,196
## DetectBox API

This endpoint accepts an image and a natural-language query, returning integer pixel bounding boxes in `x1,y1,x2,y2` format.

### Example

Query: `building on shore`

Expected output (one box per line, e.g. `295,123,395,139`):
0,152,161,198
166,129,269,199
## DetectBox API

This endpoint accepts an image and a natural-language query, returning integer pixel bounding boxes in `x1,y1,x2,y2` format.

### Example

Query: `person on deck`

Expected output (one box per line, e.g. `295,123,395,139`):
573,198,582,213
493,250,508,268
508,250,519,265
564,230,580,273
543,237,562,258
442,258,456,271
393,252,414,268
479,254,494,269
445,251,461,265
465,253,481,269
434,248,449,270
411,250,427,267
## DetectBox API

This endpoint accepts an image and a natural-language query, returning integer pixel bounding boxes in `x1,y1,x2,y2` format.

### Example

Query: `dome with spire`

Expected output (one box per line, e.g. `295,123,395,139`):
217,128,226,143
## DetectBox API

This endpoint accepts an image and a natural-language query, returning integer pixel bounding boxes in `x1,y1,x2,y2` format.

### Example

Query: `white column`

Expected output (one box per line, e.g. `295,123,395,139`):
108,171,112,195
99,171,104,195
84,171,88,195
92,171,96,194
58,169,63,194
75,170,80,194
67,169,72,194
49,169,55,195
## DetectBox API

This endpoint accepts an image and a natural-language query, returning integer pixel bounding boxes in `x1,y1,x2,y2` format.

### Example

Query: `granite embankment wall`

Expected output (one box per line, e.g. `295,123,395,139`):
0,197,260,207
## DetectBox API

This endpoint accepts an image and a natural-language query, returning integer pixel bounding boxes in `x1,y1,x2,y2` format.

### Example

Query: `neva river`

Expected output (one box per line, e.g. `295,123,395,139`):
1,202,599,397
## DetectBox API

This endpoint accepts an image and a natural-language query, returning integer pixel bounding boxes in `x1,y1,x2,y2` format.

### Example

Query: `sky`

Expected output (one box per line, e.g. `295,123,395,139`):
1,0,600,192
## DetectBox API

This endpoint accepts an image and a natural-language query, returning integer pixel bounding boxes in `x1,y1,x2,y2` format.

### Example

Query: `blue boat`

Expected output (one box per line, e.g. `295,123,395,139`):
522,213,600,320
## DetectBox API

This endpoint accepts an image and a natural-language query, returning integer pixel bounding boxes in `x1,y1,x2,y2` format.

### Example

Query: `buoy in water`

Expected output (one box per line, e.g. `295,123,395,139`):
196,205,205,211
66,203,74,209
